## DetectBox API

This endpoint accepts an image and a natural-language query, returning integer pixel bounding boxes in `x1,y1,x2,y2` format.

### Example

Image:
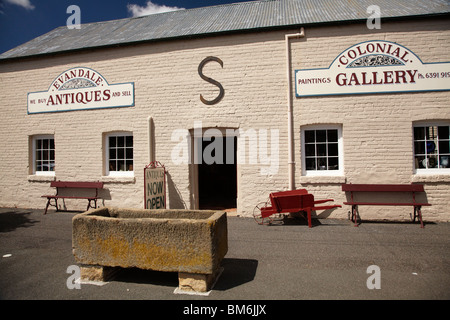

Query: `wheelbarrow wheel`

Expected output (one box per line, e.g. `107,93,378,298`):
253,201,273,225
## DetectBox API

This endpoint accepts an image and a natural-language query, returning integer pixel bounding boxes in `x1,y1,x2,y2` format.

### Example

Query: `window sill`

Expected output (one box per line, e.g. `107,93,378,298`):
411,174,450,183
28,175,56,182
299,175,346,184
101,176,136,184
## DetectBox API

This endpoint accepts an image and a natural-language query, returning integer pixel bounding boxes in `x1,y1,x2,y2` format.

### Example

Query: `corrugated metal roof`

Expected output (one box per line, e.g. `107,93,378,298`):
1,0,449,60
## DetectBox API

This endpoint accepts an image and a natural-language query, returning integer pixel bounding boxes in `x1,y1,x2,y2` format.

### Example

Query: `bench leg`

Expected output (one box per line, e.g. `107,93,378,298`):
414,206,424,228
44,198,50,215
351,205,359,227
44,197,58,215
87,199,97,211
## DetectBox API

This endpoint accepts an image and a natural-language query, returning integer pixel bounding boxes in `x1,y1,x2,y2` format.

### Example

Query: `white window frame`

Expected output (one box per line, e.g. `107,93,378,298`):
32,135,55,176
301,125,344,177
413,121,450,175
105,132,134,177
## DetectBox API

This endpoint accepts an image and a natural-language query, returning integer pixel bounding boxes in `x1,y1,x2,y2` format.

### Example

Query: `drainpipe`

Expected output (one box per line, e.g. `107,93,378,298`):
285,28,305,191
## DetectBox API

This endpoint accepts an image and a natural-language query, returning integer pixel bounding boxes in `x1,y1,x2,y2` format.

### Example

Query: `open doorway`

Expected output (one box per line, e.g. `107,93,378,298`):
197,136,237,210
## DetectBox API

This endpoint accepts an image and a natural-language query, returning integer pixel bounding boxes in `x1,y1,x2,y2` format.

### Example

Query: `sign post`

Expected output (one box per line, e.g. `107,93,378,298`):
144,161,166,209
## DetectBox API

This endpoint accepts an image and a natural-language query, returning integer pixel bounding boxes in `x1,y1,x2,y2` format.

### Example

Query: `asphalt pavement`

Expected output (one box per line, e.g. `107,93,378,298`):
1,207,449,302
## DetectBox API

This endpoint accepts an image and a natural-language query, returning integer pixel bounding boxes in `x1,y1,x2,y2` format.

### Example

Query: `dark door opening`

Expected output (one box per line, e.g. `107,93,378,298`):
198,136,237,210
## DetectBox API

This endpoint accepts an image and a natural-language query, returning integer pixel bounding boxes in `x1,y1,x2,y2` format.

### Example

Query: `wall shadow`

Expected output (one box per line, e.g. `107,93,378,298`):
166,171,187,209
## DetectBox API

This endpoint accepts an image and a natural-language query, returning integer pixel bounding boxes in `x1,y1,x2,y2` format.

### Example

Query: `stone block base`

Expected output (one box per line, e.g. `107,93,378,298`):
79,264,223,293
80,265,121,282
178,268,222,293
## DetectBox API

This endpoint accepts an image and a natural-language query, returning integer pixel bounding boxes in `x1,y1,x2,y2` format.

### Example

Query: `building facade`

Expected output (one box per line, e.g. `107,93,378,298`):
1,0,449,222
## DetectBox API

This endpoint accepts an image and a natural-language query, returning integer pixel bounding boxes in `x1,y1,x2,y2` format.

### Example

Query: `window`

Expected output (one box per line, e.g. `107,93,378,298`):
301,126,343,175
106,132,133,176
414,124,450,173
33,135,55,175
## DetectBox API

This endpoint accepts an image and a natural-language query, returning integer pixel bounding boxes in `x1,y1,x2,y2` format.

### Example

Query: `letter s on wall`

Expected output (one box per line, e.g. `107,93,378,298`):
198,56,225,105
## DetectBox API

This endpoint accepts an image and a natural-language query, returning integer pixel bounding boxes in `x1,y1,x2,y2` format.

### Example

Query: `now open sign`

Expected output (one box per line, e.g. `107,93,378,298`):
144,163,166,209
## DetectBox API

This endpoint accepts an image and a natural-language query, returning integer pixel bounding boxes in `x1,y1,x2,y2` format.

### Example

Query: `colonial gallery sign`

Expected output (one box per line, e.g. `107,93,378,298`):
295,40,450,97
28,67,134,113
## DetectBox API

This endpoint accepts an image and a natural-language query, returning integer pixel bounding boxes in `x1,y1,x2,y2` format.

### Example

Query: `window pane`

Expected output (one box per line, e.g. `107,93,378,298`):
415,156,425,169
328,157,339,170
317,144,326,156
328,143,338,157
327,129,338,142
439,155,449,168
49,161,55,171
439,140,450,154
305,130,315,143
109,136,116,148
426,126,437,140
438,126,449,140
414,127,425,140
427,156,438,168
126,160,133,171
316,130,326,142
414,141,425,155
109,160,116,171
426,141,437,154
37,139,42,149
118,160,125,171
317,157,327,170
50,139,55,149
117,148,124,159
126,136,133,148
117,136,124,147
415,156,426,169
50,150,55,161
305,144,315,157
126,148,133,160
306,158,316,170
109,148,116,160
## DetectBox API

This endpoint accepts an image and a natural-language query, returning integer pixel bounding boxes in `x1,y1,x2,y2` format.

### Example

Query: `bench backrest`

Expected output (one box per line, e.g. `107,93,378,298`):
341,184,424,193
50,181,104,189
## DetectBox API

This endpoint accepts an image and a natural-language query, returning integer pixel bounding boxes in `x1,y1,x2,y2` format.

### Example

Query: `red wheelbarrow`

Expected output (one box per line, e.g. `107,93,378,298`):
253,189,341,227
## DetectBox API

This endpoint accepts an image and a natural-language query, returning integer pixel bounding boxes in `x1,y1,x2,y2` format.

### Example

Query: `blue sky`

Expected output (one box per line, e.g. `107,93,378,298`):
0,0,255,54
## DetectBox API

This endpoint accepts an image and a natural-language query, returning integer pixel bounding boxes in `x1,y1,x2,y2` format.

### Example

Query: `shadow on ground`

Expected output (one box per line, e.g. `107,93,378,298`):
0,210,39,233
109,258,258,291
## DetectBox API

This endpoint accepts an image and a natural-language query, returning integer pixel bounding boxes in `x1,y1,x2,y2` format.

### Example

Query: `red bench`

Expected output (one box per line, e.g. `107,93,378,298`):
254,189,341,227
42,181,103,214
341,184,431,228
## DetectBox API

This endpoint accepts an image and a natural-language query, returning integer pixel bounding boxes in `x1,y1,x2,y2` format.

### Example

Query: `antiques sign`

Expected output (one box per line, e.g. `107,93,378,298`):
144,162,166,209
295,40,450,97
28,67,134,114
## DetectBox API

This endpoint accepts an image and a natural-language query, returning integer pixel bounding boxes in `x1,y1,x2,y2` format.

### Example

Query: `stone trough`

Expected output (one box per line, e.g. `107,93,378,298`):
72,207,228,293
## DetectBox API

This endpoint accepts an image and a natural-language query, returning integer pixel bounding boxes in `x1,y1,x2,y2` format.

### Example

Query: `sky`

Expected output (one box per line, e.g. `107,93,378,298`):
0,0,256,54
